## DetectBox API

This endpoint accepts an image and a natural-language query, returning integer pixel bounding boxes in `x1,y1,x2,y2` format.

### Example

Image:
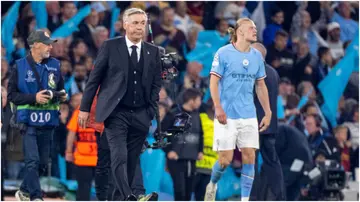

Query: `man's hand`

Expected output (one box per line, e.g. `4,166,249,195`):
78,111,89,129
215,106,227,125
259,112,271,132
59,89,68,102
197,152,204,160
65,152,73,162
36,90,51,104
167,151,179,160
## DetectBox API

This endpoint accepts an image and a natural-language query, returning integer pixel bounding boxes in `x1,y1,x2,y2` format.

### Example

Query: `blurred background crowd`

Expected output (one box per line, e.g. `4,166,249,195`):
1,1,359,201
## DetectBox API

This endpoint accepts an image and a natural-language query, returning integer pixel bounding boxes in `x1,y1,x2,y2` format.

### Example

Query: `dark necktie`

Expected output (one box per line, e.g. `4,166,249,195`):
131,45,137,65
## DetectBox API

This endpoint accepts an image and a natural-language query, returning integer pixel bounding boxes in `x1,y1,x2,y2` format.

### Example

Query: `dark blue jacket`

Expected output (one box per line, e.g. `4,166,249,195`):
254,63,279,134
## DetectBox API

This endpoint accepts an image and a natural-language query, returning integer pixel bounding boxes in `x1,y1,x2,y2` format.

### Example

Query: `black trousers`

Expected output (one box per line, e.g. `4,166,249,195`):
193,173,211,201
167,159,196,201
95,131,145,201
76,166,95,201
250,133,285,201
104,106,150,200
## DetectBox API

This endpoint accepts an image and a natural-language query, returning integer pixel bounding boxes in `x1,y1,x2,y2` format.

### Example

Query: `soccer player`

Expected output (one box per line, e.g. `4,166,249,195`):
204,18,272,201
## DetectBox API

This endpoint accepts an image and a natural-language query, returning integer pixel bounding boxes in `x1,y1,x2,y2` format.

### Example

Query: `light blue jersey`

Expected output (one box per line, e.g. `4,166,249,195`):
210,44,266,119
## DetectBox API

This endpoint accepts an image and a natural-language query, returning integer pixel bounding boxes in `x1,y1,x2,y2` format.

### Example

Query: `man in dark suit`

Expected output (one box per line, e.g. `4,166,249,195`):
78,8,161,201
250,43,285,200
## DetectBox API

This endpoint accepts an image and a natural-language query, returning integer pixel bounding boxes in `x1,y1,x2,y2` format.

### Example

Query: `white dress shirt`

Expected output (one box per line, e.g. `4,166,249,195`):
125,35,141,62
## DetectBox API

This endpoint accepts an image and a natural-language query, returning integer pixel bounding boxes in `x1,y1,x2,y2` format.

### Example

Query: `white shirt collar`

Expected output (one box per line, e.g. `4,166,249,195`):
125,35,142,50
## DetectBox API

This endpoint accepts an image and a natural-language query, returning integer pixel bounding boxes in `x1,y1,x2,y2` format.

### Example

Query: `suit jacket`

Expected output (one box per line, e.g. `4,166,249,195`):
80,36,162,123
254,63,280,134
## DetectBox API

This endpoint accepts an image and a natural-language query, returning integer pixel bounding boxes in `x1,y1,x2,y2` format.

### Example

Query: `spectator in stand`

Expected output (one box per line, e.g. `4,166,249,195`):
84,56,94,76
293,39,317,86
180,62,209,98
67,63,88,98
266,30,295,79
342,102,359,150
46,2,61,32
88,26,109,58
262,8,286,47
329,2,359,42
215,18,229,37
187,2,205,25
221,1,250,27
152,7,187,55
333,125,352,172
174,2,204,40
130,1,170,11
313,47,333,88
69,39,88,67
48,2,77,31
326,22,344,61
290,1,328,55
75,9,100,50
50,38,67,59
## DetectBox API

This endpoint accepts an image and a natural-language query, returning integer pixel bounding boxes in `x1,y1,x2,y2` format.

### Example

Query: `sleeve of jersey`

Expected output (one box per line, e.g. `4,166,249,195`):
256,59,267,80
210,51,224,78
67,109,79,132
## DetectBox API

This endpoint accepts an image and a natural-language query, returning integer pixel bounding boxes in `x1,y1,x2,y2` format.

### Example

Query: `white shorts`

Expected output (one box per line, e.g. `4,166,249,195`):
213,118,259,151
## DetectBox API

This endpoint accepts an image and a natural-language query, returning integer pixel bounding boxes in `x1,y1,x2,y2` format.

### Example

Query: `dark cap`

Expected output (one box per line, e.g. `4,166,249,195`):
27,30,58,46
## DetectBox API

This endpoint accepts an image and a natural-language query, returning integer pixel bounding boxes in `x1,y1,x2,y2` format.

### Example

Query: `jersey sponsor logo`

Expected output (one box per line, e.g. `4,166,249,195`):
231,73,256,82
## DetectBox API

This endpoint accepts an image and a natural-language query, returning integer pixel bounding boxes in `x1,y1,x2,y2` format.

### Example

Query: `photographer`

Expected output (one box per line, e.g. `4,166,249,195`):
7,30,67,201
162,88,204,201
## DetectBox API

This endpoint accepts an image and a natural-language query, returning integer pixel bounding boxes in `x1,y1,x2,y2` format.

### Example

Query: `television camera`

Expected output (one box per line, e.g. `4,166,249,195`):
301,160,346,201
144,14,192,149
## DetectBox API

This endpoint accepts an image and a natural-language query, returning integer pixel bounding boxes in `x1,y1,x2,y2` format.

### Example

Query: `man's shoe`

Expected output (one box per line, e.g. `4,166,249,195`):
33,199,43,201
126,194,138,201
138,192,158,201
15,190,30,201
204,182,217,201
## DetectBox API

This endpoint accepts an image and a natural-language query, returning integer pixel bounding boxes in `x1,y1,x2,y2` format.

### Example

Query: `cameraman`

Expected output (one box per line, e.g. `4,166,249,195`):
8,30,67,201
162,88,204,201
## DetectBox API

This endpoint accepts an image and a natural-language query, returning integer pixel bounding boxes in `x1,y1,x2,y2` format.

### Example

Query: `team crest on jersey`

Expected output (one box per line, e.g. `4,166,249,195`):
48,73,56,89
242,59,249,67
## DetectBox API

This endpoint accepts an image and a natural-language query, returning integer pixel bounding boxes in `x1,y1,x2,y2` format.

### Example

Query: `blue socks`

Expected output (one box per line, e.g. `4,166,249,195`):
210,161,226,184
241,164,255,201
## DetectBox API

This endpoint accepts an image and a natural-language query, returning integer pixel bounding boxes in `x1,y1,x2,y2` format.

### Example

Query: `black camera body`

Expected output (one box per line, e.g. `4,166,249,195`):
158,46,179,81
167,112,192,134
44,90,66,102
303,160,346,200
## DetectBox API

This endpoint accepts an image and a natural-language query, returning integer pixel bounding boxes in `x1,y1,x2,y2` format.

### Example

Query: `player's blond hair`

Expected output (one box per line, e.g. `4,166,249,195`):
227,18,254,43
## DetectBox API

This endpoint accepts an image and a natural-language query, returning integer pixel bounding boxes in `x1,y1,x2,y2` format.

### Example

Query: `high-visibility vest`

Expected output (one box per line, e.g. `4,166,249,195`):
196,113,218,173
67,109,98,167
15,57,61,127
